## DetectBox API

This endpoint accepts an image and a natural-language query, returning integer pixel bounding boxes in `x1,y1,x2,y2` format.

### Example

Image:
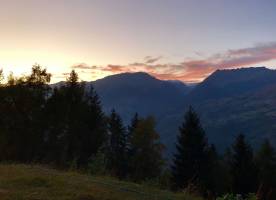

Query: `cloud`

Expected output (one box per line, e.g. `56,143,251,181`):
194,42,276,69
102,65,126,73
144,56,163,64
67,42,276,83
175,42,276,81
71,63,98,70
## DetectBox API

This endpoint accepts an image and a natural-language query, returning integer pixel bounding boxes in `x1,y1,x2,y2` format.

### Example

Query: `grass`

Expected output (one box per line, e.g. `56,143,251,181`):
0,164,202,200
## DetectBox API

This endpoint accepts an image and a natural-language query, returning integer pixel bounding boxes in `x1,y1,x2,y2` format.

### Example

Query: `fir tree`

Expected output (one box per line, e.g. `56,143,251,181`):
256,140,276,184
126,113,140,173
228,134,258,196
44,70,107,168
128,113,139,136
171,107,210,193
105,110,127,178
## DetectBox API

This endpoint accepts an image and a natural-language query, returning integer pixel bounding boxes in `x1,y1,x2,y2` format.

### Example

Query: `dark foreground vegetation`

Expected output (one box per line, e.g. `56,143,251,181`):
0,65,275,199
0,164,200,200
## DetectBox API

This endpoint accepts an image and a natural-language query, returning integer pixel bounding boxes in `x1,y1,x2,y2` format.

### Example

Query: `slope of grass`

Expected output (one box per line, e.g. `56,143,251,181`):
0,164,202,200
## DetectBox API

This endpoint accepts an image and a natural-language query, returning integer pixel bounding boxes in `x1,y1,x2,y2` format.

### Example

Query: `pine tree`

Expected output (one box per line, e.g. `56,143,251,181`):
78,86,107,167
44,70,107,168
207,144,229,196
128,113,139,136
171,107,210,193
228,134,258,196
256,140,276,185
126,113,140,171
106,109,127,178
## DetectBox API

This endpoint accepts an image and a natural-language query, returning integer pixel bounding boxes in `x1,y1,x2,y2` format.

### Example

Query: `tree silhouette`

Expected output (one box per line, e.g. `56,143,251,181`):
228,134,258,196
0,65,51,161
171,107,210,194
128,116,164,181
106,109,127,178
256,139,276,199
44,70,107,168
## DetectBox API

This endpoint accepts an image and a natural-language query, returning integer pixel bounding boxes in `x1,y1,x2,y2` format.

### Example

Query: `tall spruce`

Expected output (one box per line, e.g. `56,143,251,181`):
128,113,139,136
171,107,210,193
107,109,127,178
126,113,140,163
255,139,276,199
44,70,106,168
228,134,258,195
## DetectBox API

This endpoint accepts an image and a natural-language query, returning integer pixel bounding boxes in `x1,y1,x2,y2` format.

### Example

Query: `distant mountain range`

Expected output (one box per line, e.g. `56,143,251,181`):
56,67,276,157
91,72,190,122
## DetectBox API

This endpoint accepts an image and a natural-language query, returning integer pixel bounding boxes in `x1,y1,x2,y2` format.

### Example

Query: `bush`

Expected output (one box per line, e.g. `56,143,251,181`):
88,151,107,175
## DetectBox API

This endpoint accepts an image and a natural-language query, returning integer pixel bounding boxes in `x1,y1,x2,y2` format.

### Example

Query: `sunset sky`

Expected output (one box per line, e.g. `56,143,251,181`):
1,0,276,83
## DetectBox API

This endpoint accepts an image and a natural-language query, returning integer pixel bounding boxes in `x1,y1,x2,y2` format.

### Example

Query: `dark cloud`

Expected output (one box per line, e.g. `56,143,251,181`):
144,56,163,64
71,63,98,70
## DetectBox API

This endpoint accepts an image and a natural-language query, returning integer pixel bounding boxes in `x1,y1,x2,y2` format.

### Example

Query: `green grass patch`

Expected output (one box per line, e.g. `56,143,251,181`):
0,164,202,200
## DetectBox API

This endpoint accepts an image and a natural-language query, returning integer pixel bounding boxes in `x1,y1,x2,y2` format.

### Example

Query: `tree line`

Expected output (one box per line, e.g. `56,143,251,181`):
0,65,275,199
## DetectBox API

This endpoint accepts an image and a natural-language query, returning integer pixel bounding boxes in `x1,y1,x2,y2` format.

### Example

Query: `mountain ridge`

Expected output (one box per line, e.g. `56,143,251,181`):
53,67,276,156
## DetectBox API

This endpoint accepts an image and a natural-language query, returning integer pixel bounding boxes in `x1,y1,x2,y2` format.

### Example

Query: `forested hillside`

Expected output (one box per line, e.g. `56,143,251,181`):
0,66,276,199
88,67,276,154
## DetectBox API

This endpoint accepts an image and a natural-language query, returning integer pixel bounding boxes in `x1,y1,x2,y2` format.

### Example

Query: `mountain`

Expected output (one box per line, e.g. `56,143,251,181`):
187,67,276,102
55,68,276,157
91,72,190,123
181,67,276,151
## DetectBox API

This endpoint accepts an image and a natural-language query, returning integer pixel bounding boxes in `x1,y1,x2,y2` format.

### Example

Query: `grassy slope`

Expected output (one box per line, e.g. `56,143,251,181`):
0,164,202,200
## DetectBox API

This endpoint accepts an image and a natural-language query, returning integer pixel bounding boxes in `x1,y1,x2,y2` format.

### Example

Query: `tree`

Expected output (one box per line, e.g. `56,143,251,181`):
128,116,164,181
171,107,210,194
256,139,276,200
207,144,229,196
128,113,139,136
126,113,140,171
44,71,107,168
256,140,276,185
106,109,127,178
0,65,51,162
228,134,258,196
0,69,3,84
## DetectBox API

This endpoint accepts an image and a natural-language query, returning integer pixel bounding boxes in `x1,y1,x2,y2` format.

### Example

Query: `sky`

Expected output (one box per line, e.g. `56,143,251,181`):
1,0,276,83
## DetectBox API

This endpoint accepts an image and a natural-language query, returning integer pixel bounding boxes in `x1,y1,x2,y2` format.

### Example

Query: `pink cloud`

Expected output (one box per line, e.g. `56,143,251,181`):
101,65,127,73
69,42,276,83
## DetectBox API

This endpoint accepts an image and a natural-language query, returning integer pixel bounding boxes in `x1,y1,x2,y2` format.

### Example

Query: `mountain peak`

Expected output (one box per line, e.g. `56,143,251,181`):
95,72,158,83
213,66,270,74
188,66,276,101
206,67,274,83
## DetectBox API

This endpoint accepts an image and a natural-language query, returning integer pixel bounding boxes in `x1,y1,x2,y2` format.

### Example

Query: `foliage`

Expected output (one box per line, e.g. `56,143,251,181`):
43,70,107,168
106,109,127,178
88,150,107,175
0,66,275,198
171,106,212,195
128,116,165,181
0,65,51,162
227,134,258,196
255,139,276,185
